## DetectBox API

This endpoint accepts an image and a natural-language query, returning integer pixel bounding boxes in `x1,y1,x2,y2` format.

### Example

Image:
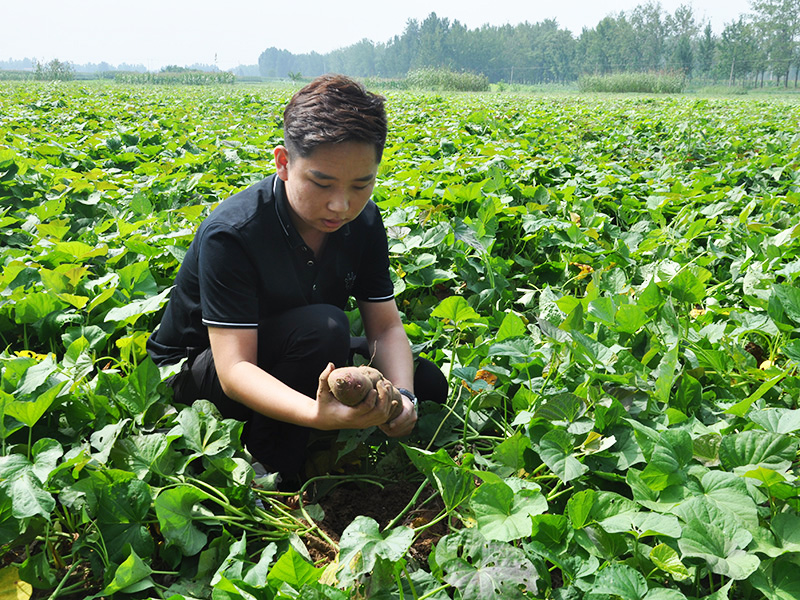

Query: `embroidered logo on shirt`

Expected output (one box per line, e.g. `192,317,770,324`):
344,271,356,291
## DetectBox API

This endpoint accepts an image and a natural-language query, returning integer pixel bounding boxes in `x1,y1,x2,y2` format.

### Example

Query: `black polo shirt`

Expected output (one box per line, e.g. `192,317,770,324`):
147,174,394,366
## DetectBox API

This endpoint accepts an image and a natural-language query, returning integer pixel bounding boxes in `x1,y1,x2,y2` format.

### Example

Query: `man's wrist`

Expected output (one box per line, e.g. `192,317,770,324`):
397,388,418,409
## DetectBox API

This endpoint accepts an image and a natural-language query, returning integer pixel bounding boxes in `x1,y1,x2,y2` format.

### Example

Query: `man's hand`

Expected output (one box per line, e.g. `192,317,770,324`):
314,363,394,430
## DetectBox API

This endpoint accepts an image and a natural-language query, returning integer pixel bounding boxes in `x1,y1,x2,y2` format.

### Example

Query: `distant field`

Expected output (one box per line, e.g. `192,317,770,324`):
1,82,800,599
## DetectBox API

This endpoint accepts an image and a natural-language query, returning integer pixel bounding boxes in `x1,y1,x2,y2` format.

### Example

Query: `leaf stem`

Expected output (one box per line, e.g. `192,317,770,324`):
384,480,428,531
417,583,451,600
46,559,83,600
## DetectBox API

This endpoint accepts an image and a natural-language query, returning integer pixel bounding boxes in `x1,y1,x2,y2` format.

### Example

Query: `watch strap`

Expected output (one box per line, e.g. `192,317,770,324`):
397,387,418,408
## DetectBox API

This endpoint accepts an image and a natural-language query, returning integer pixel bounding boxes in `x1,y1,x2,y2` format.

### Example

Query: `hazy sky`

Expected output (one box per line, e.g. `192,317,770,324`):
3,0,753,70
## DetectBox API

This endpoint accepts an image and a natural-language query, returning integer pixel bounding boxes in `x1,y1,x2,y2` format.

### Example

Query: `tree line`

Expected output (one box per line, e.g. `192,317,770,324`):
258,0,800,87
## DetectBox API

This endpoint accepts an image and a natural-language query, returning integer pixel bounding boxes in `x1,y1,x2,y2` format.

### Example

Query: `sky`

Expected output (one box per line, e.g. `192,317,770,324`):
3,0,754,71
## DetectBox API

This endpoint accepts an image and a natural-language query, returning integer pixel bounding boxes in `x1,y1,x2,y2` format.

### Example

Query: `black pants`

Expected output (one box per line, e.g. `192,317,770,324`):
170,304,447,476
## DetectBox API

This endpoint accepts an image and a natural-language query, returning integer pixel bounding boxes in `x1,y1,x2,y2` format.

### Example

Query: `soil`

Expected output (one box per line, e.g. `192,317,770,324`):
301,480,447,567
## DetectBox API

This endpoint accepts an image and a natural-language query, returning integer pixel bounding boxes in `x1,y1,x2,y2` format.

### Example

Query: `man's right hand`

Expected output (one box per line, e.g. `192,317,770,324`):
314,362,395,430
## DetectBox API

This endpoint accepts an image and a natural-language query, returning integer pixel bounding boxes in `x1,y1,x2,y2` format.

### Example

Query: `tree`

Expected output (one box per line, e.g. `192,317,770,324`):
414,13,452,69
628,1,666,70
578,15,636,74
696,23,716,78
751,0,800,86
33,59,74,81
717,18,760,85
672,35,694,75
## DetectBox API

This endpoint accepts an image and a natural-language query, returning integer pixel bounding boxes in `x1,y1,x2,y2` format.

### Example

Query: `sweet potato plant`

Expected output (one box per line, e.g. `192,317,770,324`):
0,82,799,599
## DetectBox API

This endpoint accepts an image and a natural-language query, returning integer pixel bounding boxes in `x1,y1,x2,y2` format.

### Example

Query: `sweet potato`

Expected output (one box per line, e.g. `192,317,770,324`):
328,366,375,406
327,365,403,421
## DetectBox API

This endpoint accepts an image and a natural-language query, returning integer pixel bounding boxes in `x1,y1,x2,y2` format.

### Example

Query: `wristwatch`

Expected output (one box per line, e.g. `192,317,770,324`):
397,388,418,410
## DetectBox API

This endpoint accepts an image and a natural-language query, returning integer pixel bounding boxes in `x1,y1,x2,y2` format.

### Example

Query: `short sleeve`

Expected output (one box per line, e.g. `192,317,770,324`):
350,204,394,303
197,224,260,327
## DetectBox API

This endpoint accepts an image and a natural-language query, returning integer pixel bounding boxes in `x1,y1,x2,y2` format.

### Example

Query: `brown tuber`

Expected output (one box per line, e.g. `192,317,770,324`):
327,365,403,422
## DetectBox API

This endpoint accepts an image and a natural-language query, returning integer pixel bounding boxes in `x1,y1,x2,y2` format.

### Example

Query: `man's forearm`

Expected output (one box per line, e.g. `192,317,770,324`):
368,324,415,392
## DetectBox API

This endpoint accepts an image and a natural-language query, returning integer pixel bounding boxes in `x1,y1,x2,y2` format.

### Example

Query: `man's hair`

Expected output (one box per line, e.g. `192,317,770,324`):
283,74,387,162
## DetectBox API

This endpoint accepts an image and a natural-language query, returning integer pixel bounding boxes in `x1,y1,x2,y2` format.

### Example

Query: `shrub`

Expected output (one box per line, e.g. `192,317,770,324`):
578,71,687,94
114,70,235,85
404,68,489,92
0,70,33,81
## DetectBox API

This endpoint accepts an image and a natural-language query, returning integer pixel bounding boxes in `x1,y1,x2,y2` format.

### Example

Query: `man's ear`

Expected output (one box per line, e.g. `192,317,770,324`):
274,146,290,181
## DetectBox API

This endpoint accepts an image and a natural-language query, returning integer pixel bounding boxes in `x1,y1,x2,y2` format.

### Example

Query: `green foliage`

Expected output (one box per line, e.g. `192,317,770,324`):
33,59,74,81
578,71,688,93
405,68,489,92
115,70,235,85
2,82,800,599
0,71,33,81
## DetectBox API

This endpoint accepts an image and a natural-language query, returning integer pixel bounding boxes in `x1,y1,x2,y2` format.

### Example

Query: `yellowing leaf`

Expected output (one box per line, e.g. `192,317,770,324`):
570,262,594,280
0,567,33,600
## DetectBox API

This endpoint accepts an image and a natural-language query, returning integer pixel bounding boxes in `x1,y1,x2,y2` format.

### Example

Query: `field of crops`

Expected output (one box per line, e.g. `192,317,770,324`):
1,81,800,599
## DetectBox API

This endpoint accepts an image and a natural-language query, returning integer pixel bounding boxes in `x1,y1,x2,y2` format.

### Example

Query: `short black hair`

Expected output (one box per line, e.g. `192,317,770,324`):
283,74,387,162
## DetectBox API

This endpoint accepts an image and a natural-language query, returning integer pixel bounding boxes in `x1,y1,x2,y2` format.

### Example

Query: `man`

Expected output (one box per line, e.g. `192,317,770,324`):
147,74,444,478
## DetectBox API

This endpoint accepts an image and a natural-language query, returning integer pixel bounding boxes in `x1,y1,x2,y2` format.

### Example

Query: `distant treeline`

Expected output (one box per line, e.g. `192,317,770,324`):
259,1,800,87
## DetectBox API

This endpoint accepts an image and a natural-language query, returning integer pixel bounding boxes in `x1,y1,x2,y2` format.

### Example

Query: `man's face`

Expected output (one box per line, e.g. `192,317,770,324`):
274,141,379,240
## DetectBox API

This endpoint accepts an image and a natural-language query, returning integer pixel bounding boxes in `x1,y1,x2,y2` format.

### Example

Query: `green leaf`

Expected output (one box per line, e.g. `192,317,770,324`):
650,543,690,580
652,344,679,404
490,431,532,473
104,285,172,326
667,266,710,304
533,393,585,425
592,564,648,600
154,485,210,556
726,373,786,417
536,429,587,483
496,311,528,341
117,357,162,416
639,429,692,491
784,339,800,363
567,489,595,529
615,303,650,334
673,373,702,414
718,430,798,473
749,408,800,434
265,547,321,589
431,295,481,326
18,550,58,589
772,284,800,324
643,589,689,600
749,557,800,600
674,471,758,532
243,543,277,587
171,401,242,459
438,530,538,599
337,516,413,586
599,511,681,539
678,519,759,580
212,533,248,586
5,382,65,429
587,297,616,326
101,549,154,595
470,479,547,542
404,446,474,511
0,455,54,520
529,513,570,550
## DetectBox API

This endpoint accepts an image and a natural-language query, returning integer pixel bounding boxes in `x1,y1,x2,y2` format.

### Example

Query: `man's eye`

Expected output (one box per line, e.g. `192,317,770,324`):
312,181,330,188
